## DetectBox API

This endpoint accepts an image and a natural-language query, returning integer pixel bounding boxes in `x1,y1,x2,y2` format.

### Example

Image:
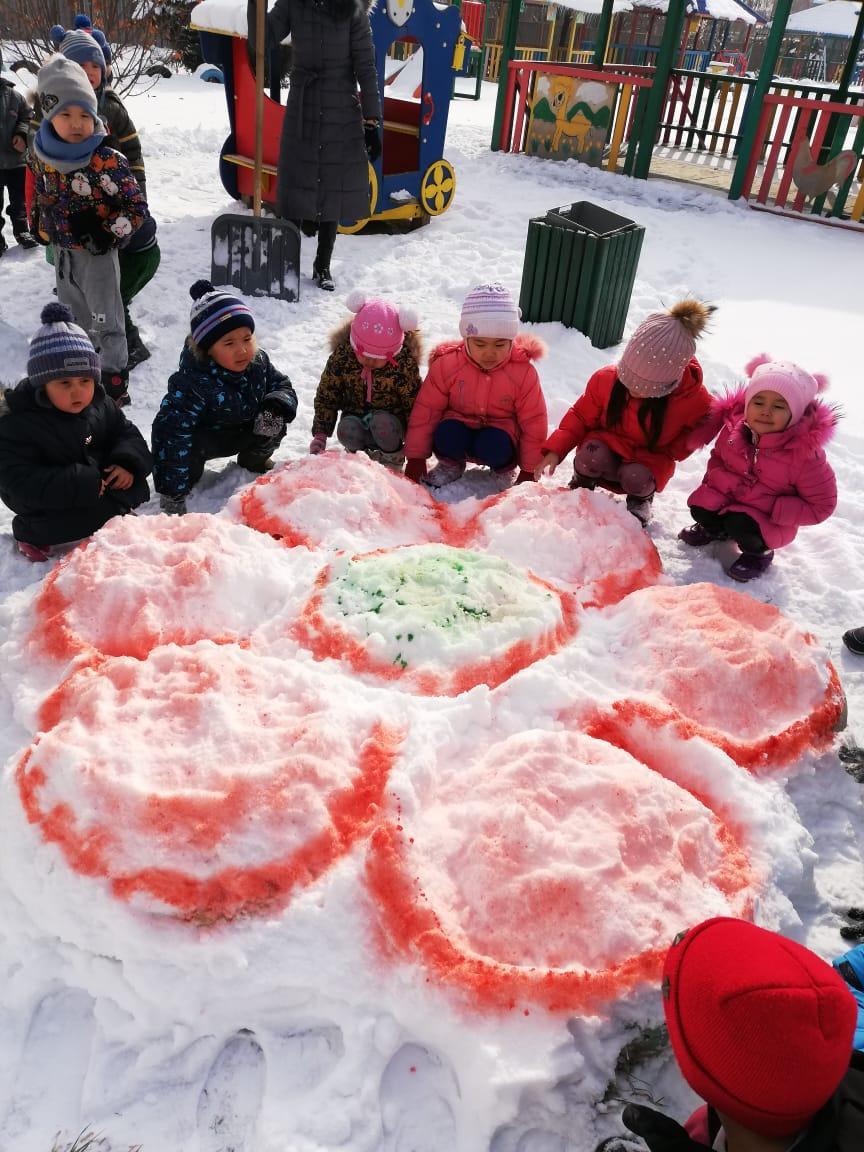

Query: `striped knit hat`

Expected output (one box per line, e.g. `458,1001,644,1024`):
58,29,106,80
459,282,520,341
28,302,100,389
189,280,255,352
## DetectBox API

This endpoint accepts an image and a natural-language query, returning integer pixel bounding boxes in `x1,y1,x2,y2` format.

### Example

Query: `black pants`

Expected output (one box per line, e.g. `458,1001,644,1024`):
0,168,27,232
187,423,285,488
690,505,769,553
13,477,151,547
292,218,337,268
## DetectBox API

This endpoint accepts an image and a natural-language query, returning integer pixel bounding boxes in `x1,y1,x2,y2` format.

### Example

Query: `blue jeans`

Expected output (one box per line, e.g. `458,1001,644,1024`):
433,420,515,470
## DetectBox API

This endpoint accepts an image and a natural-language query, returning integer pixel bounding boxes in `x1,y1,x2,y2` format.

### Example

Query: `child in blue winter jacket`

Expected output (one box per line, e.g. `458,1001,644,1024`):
151,281,298,515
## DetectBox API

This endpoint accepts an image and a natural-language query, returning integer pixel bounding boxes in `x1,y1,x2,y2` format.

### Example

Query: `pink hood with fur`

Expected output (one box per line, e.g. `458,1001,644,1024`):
404,334,548,471
688,387,838,550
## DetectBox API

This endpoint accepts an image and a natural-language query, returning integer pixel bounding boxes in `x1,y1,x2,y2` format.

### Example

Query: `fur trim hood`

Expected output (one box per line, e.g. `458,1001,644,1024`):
329,318,423,362
713,385,839,452
429,333,547,365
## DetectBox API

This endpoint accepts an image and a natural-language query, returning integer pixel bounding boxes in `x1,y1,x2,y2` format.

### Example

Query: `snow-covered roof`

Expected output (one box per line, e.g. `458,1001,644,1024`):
636,0,760,22
784,0,863,36
553,0,634,14
191,0,260,36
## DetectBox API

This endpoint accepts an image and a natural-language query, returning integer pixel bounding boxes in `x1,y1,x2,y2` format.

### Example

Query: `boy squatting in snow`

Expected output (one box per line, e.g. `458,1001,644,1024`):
403,282,548,487
0,303,152,562
28,55,148,406
602,917,864,1152
678,356,838,583
151,282,298,516
309,292,422,467
536,300,714,524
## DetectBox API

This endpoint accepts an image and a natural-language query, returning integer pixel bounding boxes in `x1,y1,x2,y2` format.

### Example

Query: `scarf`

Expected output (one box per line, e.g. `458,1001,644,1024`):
33,119,106,174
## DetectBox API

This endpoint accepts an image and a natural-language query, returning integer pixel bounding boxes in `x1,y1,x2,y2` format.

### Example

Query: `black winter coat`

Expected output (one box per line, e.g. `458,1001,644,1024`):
0,78,30,170
261,0,381,223
0,379,152,546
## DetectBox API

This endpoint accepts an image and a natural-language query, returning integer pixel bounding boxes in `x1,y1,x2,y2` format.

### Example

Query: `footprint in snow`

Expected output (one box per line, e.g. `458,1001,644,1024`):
196,1030,266,1152
379,1041,460,1152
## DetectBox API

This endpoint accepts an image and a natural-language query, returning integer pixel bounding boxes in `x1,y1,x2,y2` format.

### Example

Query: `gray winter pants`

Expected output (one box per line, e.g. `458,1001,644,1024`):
337,412,404,453
55,247,127,376
573,439,656,497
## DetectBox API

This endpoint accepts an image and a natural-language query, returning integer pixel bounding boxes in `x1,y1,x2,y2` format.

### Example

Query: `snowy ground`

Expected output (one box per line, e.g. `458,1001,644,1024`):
0,64,862,1152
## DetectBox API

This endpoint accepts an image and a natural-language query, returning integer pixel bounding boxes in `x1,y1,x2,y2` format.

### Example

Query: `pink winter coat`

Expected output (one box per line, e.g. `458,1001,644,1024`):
687,387,838,551
403,335,548,472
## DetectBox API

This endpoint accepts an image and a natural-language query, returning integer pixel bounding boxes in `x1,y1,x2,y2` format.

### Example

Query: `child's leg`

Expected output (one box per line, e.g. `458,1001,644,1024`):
72,249,128,375
722,511,774,582
55,249,92,331
119,243,161,358
5,169,31,239
432,419,472,463
573,439,623,486
471,426,516,470
682,506,729,545
367,412,404,454
337,415,374,453
617,461,656,525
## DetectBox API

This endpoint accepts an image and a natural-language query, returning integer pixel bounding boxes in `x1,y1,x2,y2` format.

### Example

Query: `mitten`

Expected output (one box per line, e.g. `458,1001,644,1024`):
253,407,285,439
160,493,188,516
516,469,535,484
262,387,298,423
404,458,427,483
69,207,113,255
622,1105,711,1152
364,121,382,163
309,433,327,455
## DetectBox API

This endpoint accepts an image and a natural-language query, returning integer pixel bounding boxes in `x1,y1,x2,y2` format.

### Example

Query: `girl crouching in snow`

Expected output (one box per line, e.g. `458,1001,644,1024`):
404,283,548,487
535,299,714,524
679,355,838,583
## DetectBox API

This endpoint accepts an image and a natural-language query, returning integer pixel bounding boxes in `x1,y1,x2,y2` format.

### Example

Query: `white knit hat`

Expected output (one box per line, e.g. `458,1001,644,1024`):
459,283,521,340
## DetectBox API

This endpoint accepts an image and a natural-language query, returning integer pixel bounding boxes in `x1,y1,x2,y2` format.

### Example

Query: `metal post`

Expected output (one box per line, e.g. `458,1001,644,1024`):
593,0,615,67
632,0,688,178
491,0,523,150
729,0,793,199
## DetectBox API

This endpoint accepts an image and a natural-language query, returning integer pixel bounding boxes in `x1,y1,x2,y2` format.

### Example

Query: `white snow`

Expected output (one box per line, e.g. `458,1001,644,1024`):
785,1,863,37
0,59,862,1152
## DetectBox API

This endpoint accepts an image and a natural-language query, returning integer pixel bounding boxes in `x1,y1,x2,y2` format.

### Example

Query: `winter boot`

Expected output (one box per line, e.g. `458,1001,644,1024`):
105,371,131,408
679,522,728,547
626,493,654,525
126,326,151,370
312,263,335,292
13,227,38,250
17,540,51,562
236,451,274,474
0,233,7,258
727,549,774,583
425,458,466,488
366,447,406,470
842,627,864,656
568,471,596,491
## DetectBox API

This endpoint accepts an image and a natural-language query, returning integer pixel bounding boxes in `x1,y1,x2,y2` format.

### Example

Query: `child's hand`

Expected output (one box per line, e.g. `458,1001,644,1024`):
103,465,134,491
309,433,327,455
12,135,26,154
534,452,559,481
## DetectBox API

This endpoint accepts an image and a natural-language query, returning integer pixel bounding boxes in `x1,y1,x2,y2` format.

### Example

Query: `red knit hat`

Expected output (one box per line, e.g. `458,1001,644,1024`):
663,918,855,1138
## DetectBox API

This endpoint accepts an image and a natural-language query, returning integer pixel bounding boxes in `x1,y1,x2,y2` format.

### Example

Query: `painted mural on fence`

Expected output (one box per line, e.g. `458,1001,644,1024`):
526,77,615,166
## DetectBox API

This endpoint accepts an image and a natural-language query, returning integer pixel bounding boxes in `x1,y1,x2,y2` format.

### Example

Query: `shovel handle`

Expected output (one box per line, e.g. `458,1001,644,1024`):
254,0,265,218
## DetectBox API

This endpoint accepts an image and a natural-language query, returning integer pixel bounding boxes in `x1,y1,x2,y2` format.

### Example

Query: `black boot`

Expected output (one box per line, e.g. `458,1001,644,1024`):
13,226,38,250
312,262,335,292
105,370,131,408
568,471,596,491
0,233,7,258
126,327,151,370
626,493,654,525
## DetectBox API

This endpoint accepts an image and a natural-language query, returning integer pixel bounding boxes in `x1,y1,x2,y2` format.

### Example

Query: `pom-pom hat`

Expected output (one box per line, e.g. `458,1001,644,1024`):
58,29,106,80
346,291,418,361
188,280,255,352
618,299,713,398
37,54,98,122
459,283,520,341
743,354,828,427
28,302,101,388
663,917,856,1138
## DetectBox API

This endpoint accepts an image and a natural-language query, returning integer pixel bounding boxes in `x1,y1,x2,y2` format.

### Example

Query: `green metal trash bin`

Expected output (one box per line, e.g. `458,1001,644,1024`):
519,202,645,349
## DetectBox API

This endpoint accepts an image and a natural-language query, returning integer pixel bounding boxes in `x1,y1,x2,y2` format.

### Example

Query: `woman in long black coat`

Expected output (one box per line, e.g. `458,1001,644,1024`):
258,0,382,291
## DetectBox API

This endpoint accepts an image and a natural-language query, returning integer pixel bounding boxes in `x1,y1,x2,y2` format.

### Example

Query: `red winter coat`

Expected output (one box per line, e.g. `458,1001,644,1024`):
687,387,838,551
404,335,548,472
542,359,712,492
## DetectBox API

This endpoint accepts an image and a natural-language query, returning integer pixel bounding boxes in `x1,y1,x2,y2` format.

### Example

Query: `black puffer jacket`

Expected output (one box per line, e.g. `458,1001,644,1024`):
0,76,30,170
0,379,152,546
259,0,381,223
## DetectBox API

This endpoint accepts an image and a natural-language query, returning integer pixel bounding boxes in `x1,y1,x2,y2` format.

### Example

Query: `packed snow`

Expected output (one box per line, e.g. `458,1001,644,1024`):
0,55,862,1152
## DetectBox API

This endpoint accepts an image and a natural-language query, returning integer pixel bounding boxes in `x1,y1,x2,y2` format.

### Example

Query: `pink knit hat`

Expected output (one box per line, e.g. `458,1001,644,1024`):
347,291,418,361
617,299,713,398
743,355,828,426
459,283,521,341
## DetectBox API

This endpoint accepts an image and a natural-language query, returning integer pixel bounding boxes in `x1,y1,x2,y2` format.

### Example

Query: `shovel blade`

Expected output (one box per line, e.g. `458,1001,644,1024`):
211,214,301,302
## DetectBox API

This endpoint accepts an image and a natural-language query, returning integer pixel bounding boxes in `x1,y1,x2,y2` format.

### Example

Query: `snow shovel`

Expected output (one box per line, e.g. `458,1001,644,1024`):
210,0,300,301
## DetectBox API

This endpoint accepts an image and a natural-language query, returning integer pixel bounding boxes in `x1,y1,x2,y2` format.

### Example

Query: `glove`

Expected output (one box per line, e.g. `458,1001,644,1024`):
404,458,427,483
622,1105,711,1152
160,493,187,516
516,469,535,484
252,407,285,438
262,387,298,424
364,121,382,163
309,434,327,455
68,207,113,255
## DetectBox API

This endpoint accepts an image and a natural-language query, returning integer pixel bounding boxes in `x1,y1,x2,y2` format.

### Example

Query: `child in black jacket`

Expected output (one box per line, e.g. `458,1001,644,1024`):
0,303,151,561
151,281,298,515
0,47,37,254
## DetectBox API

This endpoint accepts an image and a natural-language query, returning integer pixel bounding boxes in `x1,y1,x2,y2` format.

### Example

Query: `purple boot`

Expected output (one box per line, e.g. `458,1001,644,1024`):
727,550,774,583
679,522,727,546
